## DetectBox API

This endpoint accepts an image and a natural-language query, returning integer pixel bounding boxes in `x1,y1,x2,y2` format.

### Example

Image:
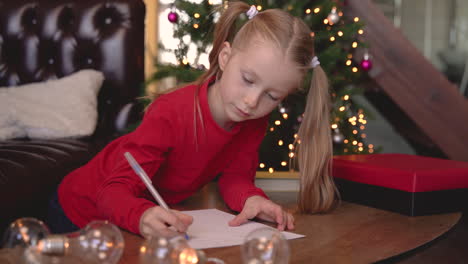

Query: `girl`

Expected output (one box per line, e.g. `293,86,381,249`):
49,1,337,238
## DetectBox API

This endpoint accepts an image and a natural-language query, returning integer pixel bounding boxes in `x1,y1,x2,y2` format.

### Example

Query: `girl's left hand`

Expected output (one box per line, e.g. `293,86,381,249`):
228,195,295,231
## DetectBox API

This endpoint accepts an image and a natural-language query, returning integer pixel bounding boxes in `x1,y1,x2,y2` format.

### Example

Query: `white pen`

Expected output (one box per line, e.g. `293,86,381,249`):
124,151,189,240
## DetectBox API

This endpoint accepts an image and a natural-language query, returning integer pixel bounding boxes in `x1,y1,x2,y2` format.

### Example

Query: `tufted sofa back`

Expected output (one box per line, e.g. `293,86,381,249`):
0,0,145,137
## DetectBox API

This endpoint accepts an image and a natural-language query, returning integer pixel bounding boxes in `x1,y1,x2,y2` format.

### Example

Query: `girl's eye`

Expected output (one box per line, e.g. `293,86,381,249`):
266,93,279,101
242,76,253,84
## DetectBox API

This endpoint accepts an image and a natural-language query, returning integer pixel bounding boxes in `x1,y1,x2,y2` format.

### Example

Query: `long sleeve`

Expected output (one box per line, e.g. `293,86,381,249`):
218,116,269,212
95,99,175,234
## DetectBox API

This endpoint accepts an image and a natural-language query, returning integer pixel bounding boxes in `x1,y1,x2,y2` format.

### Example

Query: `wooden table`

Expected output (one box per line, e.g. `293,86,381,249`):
119,183,461,264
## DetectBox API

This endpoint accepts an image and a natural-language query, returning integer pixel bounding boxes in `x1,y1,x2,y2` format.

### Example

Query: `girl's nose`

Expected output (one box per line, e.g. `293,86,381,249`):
243,89,261,109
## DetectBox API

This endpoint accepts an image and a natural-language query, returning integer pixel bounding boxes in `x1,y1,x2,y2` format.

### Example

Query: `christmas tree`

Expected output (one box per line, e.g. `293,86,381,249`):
148,0,379,173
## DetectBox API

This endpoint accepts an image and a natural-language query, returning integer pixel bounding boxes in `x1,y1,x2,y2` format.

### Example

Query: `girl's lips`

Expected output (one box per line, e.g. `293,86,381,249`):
236,106,251,117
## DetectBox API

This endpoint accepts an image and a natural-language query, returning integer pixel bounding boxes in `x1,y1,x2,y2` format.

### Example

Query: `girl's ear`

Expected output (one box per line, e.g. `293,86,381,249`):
218,41,232,71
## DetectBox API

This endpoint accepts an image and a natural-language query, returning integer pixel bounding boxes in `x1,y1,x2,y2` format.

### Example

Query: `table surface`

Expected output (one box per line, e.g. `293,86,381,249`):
119,183,461,264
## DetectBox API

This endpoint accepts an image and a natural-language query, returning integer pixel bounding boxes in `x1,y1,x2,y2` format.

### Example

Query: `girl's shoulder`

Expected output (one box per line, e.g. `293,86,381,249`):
156,83,197,105
145,83,198,116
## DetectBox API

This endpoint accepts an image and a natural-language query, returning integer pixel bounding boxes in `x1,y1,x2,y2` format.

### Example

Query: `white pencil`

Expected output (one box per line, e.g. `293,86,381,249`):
124,151,189,239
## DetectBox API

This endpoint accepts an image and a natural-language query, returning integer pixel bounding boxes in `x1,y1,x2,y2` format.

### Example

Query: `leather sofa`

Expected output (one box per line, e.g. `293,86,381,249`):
0,0,145,237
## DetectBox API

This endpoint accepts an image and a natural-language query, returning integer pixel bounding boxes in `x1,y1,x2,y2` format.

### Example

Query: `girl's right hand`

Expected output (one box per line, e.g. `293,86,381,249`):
139,206,193,238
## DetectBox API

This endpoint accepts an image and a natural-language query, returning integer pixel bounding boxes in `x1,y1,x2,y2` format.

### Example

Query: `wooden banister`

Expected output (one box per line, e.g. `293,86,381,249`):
345,0,468,162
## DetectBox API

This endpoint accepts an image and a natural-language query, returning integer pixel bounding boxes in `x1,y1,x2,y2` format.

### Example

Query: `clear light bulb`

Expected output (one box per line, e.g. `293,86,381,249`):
1,218,51,249
139,236,173,264
170,236,206,264
241,227,290,264
139,236,214,264
1,218,52,264
36,220,124,264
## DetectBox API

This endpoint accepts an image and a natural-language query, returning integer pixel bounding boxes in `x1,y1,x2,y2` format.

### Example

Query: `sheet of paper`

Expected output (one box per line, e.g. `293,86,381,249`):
182,209,305,249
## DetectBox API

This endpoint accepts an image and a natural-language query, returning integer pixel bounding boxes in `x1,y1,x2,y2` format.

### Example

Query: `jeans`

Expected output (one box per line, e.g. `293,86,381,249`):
46,191,79,234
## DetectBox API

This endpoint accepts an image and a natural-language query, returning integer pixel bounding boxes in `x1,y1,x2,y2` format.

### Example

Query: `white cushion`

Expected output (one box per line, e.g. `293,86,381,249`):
0,69,104,140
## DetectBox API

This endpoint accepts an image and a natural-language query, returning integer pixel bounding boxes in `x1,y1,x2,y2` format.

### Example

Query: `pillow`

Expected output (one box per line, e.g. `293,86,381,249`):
0,70,104,140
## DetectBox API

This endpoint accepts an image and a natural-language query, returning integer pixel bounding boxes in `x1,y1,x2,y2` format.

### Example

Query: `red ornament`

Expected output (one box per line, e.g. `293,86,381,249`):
168,11,178,23
360,52,372,71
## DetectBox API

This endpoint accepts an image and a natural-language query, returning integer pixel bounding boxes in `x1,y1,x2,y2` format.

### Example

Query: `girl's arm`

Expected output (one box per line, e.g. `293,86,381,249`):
95,100,175,234
217,116,269,212
218,116,295,230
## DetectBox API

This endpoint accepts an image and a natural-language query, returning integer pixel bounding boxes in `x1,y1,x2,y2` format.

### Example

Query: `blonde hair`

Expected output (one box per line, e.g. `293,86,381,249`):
154,1,338,213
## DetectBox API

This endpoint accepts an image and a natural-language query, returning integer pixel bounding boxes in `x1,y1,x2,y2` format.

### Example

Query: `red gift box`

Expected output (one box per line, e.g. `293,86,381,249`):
332,154,468,216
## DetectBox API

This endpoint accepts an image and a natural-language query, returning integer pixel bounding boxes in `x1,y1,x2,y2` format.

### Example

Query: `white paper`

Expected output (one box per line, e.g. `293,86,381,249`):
182,209,305,249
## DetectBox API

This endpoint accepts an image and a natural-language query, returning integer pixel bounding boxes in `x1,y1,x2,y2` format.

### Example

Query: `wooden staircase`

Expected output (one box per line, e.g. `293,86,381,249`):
345,0,468,162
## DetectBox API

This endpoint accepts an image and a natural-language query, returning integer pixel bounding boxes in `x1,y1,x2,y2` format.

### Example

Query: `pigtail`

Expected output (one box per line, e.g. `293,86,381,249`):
295,65,339,213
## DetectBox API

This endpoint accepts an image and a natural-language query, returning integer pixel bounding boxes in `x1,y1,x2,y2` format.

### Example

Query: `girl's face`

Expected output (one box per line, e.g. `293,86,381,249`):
209,37,303,130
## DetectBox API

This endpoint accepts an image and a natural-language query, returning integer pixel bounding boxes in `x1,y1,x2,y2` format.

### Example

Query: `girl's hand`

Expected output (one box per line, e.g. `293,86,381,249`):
228,195,295,231
139,206,193,239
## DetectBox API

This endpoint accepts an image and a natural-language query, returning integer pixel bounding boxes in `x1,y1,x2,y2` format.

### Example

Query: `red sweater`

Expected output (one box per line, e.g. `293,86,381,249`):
58,77,269,234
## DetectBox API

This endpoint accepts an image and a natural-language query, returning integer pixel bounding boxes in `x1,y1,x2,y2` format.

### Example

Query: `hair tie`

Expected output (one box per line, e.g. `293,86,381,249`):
311,56,320,68
246,5,258,20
